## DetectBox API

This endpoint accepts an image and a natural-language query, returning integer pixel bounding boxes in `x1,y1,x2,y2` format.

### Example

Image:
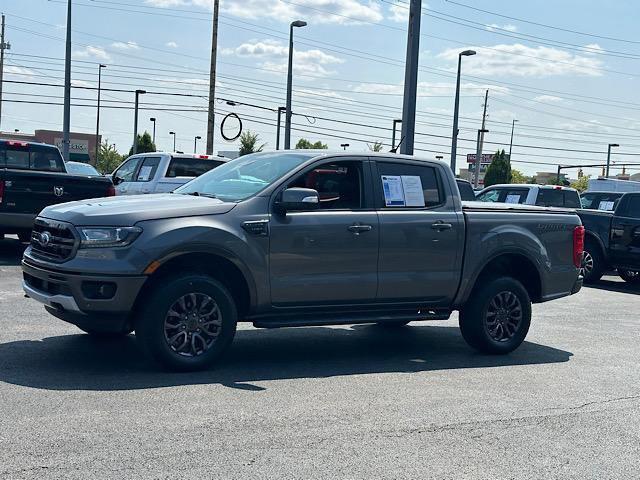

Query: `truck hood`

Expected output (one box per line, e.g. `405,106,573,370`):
39,193,236,226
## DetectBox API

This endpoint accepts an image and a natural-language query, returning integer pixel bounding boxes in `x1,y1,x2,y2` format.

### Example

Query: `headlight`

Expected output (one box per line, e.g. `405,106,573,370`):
78,226,142,248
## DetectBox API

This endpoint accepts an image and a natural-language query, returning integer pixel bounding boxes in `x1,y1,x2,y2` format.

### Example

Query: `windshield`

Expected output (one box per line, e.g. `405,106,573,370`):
66,162,99,175
174,152,316,201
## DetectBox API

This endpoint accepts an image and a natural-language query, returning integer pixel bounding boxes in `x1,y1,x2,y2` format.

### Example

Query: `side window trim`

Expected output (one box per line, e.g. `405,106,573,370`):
371,159,445,210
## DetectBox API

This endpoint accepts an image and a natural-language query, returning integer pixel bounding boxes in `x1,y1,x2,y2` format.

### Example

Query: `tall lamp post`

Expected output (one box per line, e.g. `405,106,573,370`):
284,20,307,150
132,89,146,154
149,117,156,146
169,131,176,152
450,49,476,174
508,119,518,159
194,135,201,154
606,143,619,178
94,63,106,166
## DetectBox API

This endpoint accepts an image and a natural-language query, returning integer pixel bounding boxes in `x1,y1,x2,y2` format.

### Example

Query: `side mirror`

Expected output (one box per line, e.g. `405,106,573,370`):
276,188,319,212
112,175,124,186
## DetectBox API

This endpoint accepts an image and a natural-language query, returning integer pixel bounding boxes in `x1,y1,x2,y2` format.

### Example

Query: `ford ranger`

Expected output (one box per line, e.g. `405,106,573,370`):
21,152,584,371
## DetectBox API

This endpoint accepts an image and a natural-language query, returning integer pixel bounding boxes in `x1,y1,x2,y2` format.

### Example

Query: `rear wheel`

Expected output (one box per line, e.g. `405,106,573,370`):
459,277,531,354
135,274,237,371
619,269,640,284
580,242,604,283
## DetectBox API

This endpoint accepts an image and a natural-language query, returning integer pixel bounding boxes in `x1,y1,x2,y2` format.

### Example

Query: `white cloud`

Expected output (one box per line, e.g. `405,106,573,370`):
486,23,518,32
5,65,35,77
437,44,604,77
388,2,409,22
72,45,111,61
581,43,605,55
111,41,139,50
146,0,384,25
534,95,563,103
165,41,178,48
224,39,344,77
71,80,94,88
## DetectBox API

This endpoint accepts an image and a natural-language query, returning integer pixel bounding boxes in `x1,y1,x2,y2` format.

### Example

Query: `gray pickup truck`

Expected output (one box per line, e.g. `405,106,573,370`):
21,152,584,370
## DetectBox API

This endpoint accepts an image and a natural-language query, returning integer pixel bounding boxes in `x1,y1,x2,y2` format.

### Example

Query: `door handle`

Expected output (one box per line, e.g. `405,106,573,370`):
431,221,453,231
348,224,373,234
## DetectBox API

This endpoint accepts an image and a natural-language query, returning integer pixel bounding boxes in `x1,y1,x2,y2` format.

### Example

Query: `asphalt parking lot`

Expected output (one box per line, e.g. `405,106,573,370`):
1,236,639,479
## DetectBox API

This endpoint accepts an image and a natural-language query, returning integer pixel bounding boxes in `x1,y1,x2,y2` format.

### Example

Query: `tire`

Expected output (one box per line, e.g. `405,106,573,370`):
459,276,532,355
135,274,237,371
17,231,31,243
581,242,604,284
619,269,640,284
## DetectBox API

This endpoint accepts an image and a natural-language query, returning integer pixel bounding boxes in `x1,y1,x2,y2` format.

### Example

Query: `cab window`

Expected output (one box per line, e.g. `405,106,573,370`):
376,162,442,208
287,161,364,210
114,157,142,182
477,188,528,204
135,157,161,182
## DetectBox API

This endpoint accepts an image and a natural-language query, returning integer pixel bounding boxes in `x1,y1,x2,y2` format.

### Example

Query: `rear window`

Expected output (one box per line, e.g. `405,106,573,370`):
165,157,224,178
0,143,65,172
581,192,623,211
536,188,580,208
456,180,476,201
376,162,442,208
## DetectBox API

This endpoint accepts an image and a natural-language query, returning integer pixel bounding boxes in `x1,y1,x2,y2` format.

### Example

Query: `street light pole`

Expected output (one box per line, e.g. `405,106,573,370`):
149,117,156,146
284,20,307,150
391,119,402,150
399,0,422,155
94,63,106,166
169,131,176,152
508,119,518,159
450,49,476,174
194,135,201,154
473,128,489,188
606,143,619,178
276,106,285,150
62,0,72,162
132,89,146,154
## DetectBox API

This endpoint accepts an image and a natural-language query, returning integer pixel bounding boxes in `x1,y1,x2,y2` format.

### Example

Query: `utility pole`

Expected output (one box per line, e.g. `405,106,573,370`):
473,90,489,187
62,0,72,161
391,119,402,150
508,119,518,159
132,89,146,154
276,107,285,150
205,0,219,155
0,14,10,131
606,143,619,178
94,64,106,166
399,0,422,156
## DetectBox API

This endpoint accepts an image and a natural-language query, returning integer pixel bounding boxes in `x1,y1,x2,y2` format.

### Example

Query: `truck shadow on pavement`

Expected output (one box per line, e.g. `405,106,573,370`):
0,238,26,267
0,324,572,392
585,278,639,295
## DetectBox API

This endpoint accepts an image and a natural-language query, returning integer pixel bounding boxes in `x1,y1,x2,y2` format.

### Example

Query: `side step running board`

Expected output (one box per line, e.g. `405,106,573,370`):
253,310,451,329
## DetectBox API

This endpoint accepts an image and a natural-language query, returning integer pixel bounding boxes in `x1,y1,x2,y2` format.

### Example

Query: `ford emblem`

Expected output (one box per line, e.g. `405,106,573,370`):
38,231,52,247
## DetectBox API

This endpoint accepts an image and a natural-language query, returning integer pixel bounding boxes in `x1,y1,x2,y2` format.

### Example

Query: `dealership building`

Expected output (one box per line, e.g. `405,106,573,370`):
0,130,100,164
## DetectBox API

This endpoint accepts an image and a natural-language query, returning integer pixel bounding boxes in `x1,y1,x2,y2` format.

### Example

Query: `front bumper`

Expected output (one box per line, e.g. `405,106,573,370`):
22,259,147,321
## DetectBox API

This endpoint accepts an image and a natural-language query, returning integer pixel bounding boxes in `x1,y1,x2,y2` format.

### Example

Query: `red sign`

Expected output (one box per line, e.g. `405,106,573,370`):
467,153,494,164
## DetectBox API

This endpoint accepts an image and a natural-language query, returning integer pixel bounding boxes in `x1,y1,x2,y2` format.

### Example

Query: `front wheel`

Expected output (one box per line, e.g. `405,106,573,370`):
135,274,237,371
619,269,640,284
459,277,531,354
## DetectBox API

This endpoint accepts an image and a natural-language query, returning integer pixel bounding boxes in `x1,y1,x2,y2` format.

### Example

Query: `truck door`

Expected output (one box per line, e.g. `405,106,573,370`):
112,156,143,195
373,159,464,306
269,158,379,305
610,193,640,270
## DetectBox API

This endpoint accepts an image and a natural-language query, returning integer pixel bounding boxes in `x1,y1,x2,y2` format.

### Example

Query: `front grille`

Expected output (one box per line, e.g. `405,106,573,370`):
30,218,79,262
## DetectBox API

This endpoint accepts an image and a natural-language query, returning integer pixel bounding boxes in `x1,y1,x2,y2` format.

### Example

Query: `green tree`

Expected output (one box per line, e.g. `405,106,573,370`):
571,174,591,192
96,140,124,174
295,138,328,149
510,169,531,184
238,130,266,156
367,141,384,152
127,131,156,157
483,149,512,187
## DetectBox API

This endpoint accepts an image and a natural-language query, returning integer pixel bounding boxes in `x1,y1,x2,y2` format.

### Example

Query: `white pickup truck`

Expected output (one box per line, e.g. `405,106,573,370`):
111,152,229,195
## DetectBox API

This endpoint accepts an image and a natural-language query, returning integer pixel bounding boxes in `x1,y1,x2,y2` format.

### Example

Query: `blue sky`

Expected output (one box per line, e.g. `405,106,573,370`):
2,0,639,177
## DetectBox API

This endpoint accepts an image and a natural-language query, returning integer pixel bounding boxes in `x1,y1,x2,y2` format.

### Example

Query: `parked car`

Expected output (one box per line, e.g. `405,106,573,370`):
111,152,229,195
65,161,100,176
22,151,583,371
456,178,476,201
580,191,624,211
578,192,640,283
0,140,114,242
476,184,581,208
587,177,640,194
